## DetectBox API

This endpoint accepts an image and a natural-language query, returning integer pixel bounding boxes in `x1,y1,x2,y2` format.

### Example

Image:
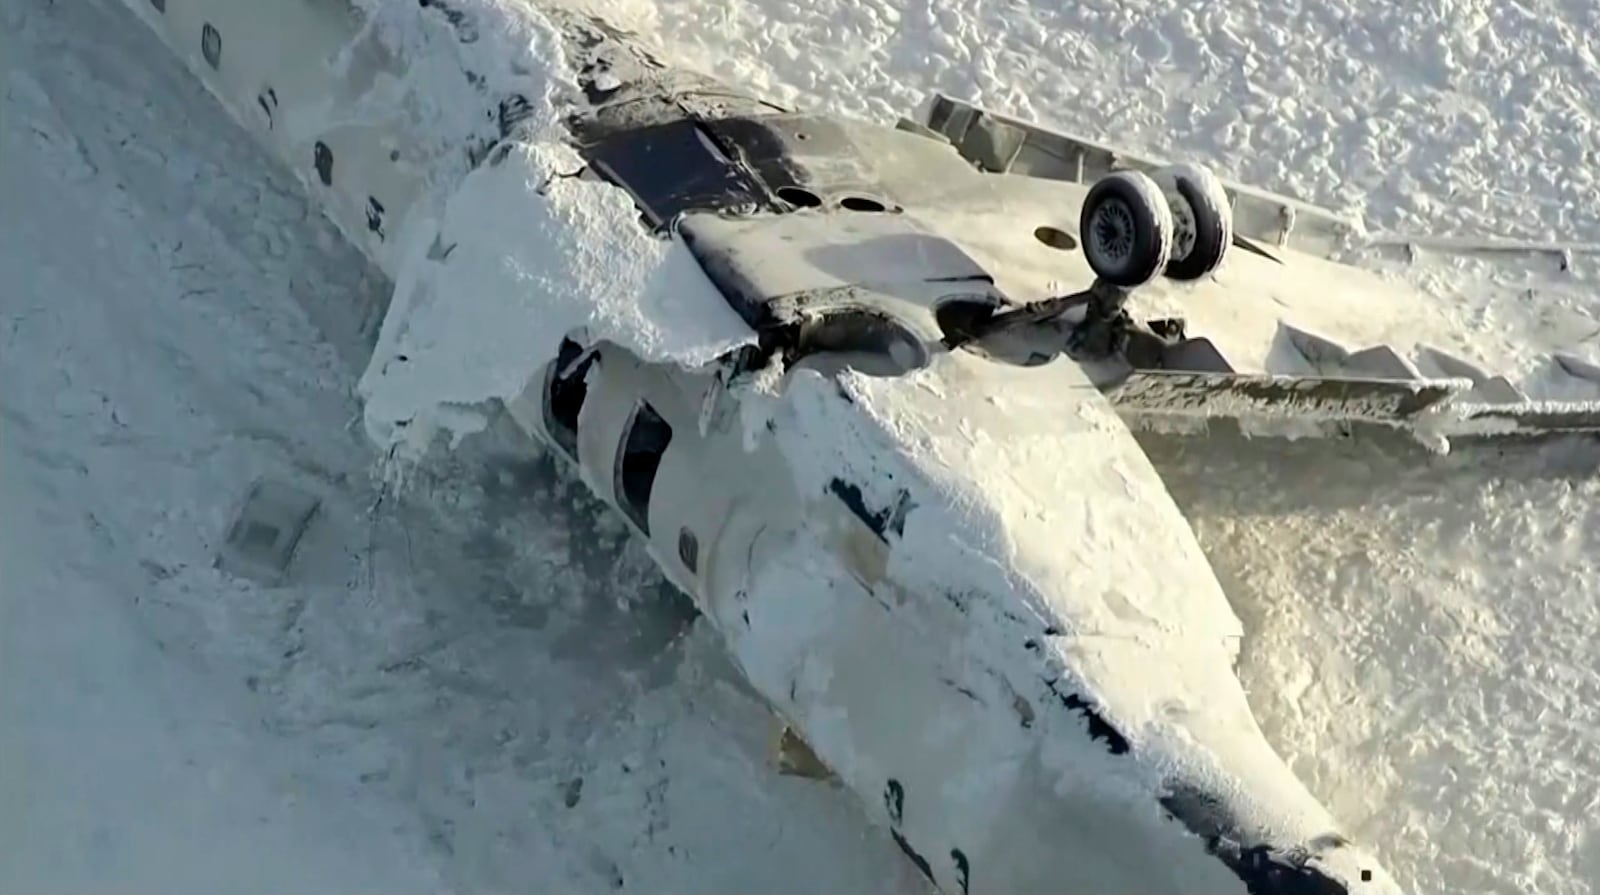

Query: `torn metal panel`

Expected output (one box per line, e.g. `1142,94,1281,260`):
920,93,1360,259
1106,370,1470,423
215,478,321,586
677,209,998,344
583,118,778,227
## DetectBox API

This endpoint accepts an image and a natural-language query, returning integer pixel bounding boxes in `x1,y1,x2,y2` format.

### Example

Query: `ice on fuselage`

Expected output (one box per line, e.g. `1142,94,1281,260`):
321,2,758,465
355,137,755,463
715,352,1399,894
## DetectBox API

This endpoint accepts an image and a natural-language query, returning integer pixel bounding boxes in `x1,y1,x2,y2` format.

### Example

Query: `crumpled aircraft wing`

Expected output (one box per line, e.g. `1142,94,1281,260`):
1104,368,1600,451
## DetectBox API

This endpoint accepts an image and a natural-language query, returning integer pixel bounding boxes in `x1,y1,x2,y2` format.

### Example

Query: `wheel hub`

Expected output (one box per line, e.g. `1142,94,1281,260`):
1169,197,1196,260
1091,198,1135,264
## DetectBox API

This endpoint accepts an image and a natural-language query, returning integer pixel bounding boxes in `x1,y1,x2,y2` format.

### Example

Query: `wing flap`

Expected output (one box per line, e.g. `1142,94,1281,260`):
1103,369,1600,449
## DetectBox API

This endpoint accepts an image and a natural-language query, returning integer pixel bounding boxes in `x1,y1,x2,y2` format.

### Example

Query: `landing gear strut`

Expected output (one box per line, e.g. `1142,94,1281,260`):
1055,280,1181,367
945,164,1229,366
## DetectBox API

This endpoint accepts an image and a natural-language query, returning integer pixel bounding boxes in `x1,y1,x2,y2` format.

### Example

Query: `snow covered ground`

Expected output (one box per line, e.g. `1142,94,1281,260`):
4,0,1600,893
0,1,919,892
1143,430,1600,895
631,0,1600,247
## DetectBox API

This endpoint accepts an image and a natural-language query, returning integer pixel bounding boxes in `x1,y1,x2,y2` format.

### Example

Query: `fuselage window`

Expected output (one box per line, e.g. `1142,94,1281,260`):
615,402,673,536
201,23,222,70
543,338,597,457
677,526,699,573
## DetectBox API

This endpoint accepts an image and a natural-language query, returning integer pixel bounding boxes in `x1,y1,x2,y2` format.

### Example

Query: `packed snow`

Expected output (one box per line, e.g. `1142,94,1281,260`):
754,357,1409,893
0,1,917,892
633,0,1600,246
334,1,756,461
5,0,1600,893
358,136,753,462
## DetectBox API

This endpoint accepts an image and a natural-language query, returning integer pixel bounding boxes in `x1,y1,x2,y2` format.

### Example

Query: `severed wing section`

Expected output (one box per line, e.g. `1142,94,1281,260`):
1104,367,1600,451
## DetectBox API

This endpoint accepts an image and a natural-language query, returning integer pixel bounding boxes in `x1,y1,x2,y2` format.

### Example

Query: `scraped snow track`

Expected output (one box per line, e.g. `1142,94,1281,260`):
1144,428,1600,895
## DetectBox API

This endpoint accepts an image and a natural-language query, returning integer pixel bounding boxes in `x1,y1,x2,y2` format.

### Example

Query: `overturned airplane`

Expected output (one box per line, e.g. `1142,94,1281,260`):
122,0,1600,893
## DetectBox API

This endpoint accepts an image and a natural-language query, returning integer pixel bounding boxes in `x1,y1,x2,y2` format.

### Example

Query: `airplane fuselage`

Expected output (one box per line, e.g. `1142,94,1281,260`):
120,1,1401,892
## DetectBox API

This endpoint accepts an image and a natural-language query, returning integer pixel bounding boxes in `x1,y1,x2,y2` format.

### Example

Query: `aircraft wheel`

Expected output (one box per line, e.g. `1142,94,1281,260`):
1079,170,1173,288
1152,163,1233,280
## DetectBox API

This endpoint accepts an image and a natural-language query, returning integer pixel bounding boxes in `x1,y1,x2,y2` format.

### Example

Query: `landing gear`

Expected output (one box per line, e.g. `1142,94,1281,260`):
1061,280,1138,359
1151,163,1233,281
1079,165,1234,285
1079,170,1174,287
949,165,1231,364
1066,165,1233,360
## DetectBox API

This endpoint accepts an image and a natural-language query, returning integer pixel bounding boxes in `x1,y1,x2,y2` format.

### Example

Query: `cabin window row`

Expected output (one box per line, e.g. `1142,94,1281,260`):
542,339,692,569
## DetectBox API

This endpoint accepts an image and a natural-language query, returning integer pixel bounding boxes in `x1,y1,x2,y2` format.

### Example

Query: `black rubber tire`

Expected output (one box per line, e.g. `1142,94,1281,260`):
1079,170,1174,288
1152,163,1233,281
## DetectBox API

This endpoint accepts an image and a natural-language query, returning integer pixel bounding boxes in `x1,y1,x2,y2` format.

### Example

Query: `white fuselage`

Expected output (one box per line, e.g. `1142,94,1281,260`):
120,1,1402,892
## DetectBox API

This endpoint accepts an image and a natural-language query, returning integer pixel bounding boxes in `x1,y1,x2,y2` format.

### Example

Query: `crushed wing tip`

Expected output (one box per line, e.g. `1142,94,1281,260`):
1107,370,1600,448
